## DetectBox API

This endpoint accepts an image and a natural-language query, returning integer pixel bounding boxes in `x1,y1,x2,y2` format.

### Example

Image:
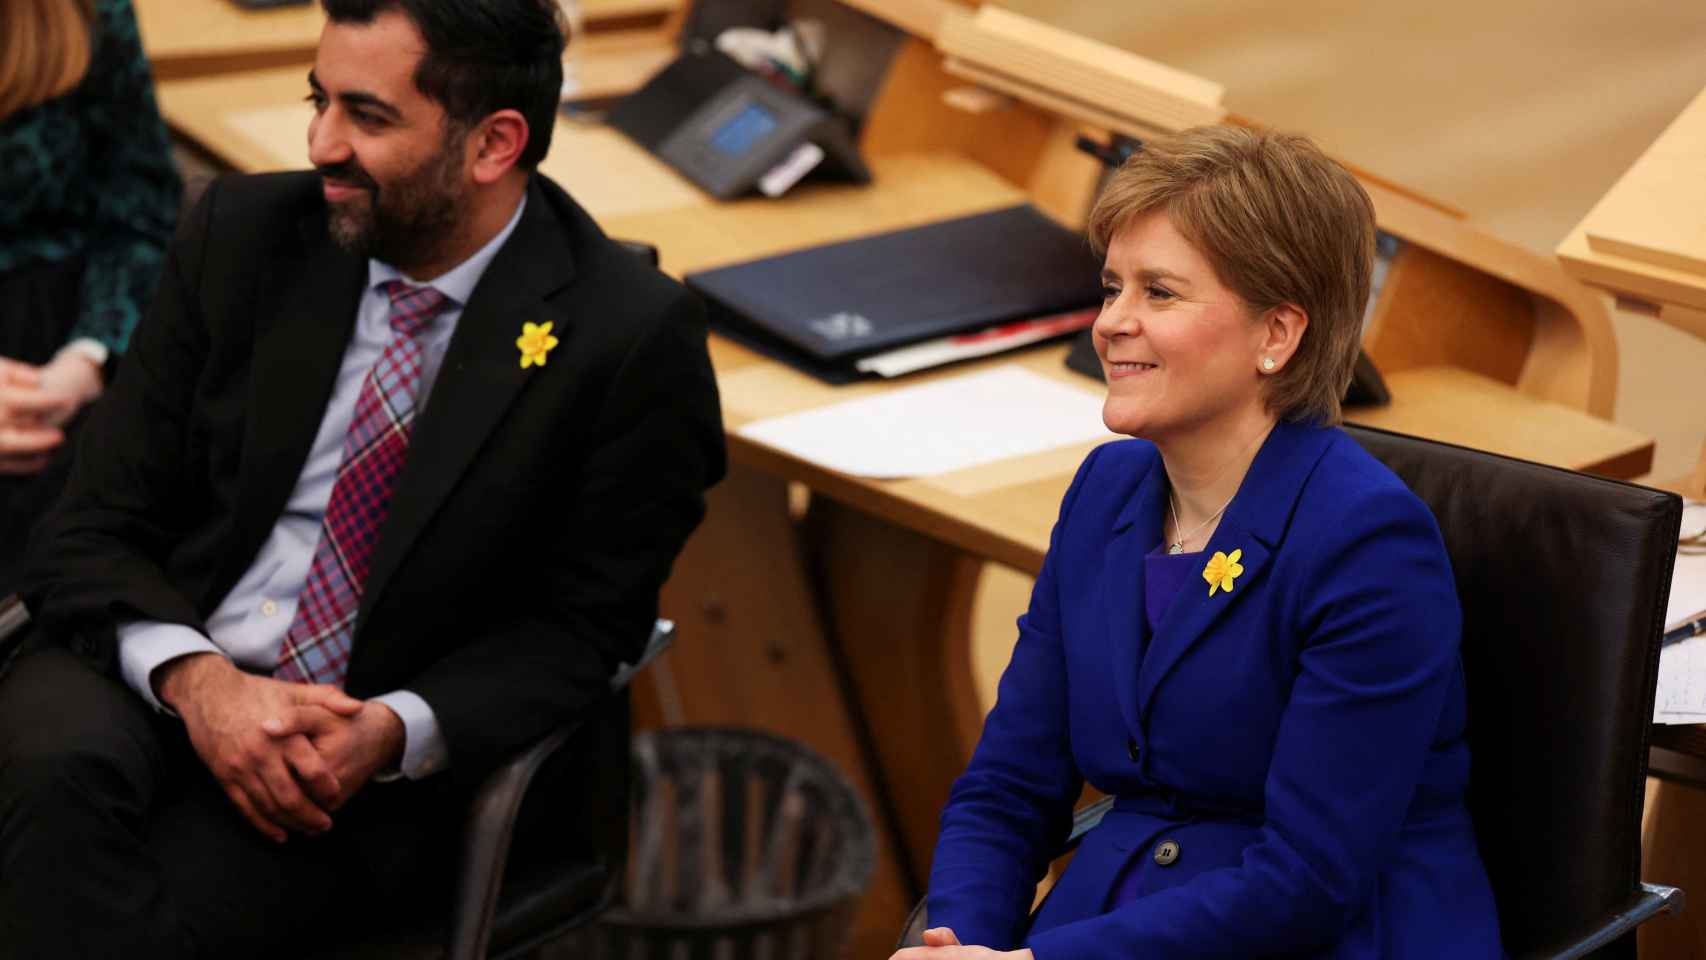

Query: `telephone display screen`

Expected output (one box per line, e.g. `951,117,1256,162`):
708,102,779,155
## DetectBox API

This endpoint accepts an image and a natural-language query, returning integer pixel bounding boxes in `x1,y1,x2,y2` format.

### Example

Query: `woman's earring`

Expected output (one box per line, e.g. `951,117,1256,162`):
1261,357,1277,371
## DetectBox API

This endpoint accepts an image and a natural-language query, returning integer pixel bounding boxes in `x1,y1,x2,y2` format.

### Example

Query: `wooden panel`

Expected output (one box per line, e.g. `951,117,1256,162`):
1345,366,1653,479
1363,178,1619,418
935,6,1224,132
647,464,913,960
860,38,1060,193
1580,86,1706,278
137,0,680,80
1640,776,1706,957
811,501,984,885
837,0,966,41
1024,122,1107,231
136,0,321,73
1364,244,1535,385
1560,224,1706,315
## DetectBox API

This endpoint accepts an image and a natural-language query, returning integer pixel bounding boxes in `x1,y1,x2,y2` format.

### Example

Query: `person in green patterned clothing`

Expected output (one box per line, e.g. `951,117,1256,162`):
0,0,180,589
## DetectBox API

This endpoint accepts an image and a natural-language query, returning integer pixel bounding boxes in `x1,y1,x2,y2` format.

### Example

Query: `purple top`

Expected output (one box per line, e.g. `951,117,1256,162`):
1143,543,1201,634
1110,542,1202,907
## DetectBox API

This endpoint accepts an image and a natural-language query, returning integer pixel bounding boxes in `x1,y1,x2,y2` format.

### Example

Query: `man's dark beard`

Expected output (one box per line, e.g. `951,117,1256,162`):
319,131,467,269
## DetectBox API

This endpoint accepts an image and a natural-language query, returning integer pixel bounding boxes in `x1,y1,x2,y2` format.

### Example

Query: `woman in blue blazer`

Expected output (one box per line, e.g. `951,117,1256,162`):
897,126,1503,959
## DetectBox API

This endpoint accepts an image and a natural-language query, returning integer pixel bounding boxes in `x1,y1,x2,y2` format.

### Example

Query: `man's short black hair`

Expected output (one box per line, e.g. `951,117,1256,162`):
321,0,566,169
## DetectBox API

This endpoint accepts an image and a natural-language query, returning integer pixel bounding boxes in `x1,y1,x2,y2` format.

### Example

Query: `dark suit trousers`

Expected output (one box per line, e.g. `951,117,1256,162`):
0,646,421,958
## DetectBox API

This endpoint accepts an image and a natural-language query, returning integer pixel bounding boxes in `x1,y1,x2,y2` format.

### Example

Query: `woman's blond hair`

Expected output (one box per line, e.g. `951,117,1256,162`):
0,0,96,122
1087,125,1376,426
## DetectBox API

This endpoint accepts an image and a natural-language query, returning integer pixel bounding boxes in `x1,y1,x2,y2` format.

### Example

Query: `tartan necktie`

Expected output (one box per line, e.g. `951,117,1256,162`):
274,281,451,686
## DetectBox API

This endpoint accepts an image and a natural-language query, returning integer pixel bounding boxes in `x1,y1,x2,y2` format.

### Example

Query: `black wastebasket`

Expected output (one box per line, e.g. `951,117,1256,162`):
548,727,876,959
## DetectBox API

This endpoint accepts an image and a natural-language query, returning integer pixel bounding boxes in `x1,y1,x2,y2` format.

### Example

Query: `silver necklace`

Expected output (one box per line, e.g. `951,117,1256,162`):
1166,489,1236,555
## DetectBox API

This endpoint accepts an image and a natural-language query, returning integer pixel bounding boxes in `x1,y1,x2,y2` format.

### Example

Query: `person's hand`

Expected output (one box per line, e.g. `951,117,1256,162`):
0,350,102,474
889,927,1034,960
0,358,65,475
155,652,364,842
262,698,406,810
35,348,104,418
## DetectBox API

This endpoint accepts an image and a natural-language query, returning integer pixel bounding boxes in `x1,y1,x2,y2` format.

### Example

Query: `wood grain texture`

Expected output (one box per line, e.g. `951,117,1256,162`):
136,0,680,79
860,38,1060,194
1364,244,1535,386
1578,87,1706,279
935,6,1224,133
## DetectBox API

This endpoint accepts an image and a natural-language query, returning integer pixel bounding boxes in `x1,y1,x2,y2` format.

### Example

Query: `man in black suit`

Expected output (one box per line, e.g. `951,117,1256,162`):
0,0,723,955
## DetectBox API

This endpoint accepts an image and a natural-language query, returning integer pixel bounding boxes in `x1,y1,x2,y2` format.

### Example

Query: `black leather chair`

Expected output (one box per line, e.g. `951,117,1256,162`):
0,596,671,960
899,425,1686,958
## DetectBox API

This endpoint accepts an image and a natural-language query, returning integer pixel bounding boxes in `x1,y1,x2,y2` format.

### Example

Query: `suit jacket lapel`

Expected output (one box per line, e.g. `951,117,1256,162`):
1106,462,1168,738
357,179,579,628
219,215,365,607
1132,421,1336,719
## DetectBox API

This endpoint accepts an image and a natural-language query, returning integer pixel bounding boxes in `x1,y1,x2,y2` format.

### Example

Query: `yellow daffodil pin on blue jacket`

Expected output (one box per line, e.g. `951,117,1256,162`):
1203,549,1244,597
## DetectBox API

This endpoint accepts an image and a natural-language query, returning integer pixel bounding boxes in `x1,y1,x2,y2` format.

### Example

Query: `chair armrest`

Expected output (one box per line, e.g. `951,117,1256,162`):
447,722,584,960
1,595,28,643
1518,883,1685,960
445,619,676,960
0,595,31,679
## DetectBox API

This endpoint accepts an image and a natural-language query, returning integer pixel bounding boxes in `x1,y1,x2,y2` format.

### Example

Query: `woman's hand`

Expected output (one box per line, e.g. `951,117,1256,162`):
0,352,102,475
888,927,1035,960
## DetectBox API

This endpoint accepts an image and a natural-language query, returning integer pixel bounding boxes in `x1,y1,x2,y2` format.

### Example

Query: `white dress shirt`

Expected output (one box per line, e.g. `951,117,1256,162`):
115,196,527,780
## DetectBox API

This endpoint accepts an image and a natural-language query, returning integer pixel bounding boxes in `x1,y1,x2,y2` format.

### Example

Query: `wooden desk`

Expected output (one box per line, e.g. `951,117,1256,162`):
136,0,682,81
1559,84,1706,499
1555,83,1706,958
155,64,1659,957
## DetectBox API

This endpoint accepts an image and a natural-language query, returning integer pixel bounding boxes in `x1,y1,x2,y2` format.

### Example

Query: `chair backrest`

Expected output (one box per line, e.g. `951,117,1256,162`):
1344,425,1681,957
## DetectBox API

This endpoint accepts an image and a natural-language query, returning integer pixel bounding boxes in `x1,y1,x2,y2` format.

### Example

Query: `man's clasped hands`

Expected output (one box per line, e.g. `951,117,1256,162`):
154,652,404,843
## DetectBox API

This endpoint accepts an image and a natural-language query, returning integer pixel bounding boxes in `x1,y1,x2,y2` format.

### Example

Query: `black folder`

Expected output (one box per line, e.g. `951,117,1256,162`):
685,204,1102,383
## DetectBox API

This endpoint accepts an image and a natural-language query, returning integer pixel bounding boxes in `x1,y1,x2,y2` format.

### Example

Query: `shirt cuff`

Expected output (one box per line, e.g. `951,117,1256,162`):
370,690,450,781
116,621,223,712
57,338,111,369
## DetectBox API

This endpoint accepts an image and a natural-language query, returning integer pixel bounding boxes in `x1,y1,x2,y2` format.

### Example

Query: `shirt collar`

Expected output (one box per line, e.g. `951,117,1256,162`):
366,192,528,306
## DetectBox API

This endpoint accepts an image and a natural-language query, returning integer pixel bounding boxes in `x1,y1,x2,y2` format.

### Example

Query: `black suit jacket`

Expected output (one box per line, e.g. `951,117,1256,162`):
20,171,725,794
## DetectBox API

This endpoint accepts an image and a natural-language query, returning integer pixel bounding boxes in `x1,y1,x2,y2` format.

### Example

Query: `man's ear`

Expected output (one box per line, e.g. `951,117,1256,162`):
1257,302,1308,375
467,109,530,184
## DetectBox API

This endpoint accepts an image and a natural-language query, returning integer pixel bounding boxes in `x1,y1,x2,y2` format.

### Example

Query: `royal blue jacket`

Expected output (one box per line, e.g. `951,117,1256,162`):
927,421,1503,958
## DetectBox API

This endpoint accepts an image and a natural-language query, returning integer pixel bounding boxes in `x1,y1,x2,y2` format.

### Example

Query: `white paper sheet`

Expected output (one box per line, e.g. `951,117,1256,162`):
735,367,1112,479
1652,500,1706,723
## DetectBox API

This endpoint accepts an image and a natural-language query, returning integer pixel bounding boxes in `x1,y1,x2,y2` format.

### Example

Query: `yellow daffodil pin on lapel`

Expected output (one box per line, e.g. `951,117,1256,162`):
517,321,559,369
1202,549,1244,597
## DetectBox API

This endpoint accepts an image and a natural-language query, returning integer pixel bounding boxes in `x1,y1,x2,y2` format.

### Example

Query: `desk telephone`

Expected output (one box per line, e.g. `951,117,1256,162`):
605,45,870,200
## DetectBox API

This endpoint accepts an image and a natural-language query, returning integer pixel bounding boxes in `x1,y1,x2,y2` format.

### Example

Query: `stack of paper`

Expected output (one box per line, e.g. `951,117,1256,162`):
735,367,1112,479
1652,500,1706,724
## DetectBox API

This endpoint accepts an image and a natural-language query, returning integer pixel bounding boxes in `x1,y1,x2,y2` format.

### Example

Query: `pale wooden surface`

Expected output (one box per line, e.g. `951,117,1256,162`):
135,0,680,79
1559,85,1706,316
135,0,323,67
935,6,1225,135
1576,86,1706,280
